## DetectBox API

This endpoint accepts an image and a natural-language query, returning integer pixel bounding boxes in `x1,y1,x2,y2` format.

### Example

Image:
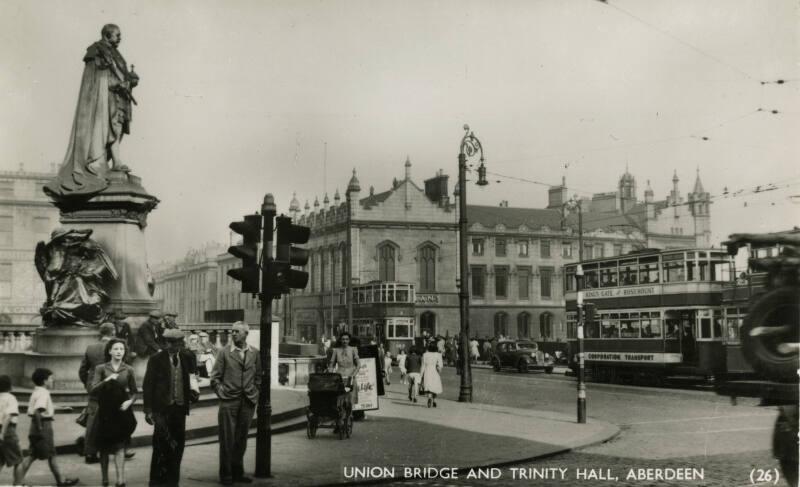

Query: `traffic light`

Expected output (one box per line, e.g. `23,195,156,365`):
227,214,262,293
269,215,310,294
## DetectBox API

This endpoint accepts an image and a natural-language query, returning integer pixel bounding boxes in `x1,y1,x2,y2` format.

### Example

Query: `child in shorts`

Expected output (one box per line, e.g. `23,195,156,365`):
0,375,23,485
17,368,79,487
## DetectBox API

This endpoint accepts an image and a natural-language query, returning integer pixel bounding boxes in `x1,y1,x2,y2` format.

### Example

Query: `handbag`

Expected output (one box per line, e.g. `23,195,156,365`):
75,408,89,428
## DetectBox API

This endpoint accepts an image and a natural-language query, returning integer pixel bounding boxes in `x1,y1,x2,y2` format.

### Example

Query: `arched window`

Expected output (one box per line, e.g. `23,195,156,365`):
517,312,531,338
418,244,436,292
378,243,396,281
420,311,436,337
494,312,509,337
540,312,553,340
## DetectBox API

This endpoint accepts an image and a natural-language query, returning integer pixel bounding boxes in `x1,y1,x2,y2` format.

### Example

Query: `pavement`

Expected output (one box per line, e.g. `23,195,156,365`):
14,370,619,487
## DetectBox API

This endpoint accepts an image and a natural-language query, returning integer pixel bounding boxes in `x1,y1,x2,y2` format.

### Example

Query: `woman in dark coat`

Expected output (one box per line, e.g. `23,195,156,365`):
90,339,137,487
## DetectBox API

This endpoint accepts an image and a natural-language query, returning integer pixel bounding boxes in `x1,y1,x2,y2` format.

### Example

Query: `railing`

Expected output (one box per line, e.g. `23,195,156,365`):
0,325,39,352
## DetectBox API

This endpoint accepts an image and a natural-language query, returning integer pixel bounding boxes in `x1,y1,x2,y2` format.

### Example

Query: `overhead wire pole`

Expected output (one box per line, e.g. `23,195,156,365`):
576,200,587,424
255,193,276,477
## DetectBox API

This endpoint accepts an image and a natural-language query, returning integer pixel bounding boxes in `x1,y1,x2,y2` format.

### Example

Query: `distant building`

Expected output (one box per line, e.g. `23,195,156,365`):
153,161,712,345
0,165,59,324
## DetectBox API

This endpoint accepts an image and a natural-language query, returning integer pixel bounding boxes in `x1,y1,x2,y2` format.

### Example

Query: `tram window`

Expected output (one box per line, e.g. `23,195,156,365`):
603,313,619,338
620,313,639,338
664,261,685,282
587,315,600,338
699,318,712,339
664,319,679,339
638,256,659,283
711,261,732,282
619,259,638,285
713,310,723,339
584,270,598,289
599,267,618,288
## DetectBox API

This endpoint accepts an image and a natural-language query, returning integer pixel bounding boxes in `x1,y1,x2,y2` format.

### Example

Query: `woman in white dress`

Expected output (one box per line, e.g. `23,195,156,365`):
420,342,443,408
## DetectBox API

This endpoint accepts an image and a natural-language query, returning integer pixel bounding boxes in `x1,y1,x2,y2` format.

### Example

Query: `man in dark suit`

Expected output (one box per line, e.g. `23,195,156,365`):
143,329,198,487
137,310,165,358
77,322,115,463
210,322,261,485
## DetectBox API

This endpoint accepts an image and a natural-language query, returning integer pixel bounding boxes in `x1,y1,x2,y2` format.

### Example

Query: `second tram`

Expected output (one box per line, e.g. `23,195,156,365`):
565,248,749,383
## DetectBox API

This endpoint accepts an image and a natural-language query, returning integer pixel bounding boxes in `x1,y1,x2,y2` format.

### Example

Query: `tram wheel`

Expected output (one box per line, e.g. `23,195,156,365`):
742,287,800,382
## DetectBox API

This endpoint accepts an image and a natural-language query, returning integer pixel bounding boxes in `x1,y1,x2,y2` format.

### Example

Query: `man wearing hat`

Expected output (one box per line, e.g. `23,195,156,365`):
137,310,165,357
210,322,261,485
143,328,199,487
163,311,179,330
112,310,137,361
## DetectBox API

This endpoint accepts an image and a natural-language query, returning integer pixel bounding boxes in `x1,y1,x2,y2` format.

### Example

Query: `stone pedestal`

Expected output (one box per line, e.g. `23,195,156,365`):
52,170,160,319
24,170,161,391
22,327,98,390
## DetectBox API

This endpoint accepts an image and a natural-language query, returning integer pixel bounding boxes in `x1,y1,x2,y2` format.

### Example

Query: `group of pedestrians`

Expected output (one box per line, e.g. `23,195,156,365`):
0,311,264,487
381,342,443,409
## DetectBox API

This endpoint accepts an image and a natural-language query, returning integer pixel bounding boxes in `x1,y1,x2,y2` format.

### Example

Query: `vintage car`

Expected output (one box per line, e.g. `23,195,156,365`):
492,340,554,373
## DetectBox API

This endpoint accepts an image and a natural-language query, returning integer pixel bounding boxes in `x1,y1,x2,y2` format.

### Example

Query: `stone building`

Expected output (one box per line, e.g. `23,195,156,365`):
0,165,59,324
152,161,712,346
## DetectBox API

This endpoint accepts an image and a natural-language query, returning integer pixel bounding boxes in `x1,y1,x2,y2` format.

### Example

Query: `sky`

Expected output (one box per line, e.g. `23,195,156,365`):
1,0,798,264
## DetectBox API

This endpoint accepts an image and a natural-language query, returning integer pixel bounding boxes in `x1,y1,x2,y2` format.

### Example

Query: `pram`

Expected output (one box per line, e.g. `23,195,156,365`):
306,373,353,440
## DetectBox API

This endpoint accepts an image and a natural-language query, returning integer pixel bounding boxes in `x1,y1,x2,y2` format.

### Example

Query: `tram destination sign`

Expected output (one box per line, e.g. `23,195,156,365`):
586,352,682,363
583,285,659,300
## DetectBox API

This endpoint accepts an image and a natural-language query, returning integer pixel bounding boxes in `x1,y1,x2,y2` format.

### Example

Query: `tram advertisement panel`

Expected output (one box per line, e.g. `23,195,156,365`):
353,357,379,411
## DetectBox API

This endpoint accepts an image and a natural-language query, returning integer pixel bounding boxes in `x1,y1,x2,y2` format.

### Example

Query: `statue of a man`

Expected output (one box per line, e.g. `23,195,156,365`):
44,24,139,199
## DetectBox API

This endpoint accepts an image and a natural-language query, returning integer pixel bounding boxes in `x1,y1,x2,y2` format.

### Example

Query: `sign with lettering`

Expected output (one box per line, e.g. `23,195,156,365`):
585,352,682,363
353,357,379,411
583,285,660,300
415,294,439,304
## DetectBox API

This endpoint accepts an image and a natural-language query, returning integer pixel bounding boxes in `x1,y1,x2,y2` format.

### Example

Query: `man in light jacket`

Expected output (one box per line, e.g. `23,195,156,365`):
210,322,261,485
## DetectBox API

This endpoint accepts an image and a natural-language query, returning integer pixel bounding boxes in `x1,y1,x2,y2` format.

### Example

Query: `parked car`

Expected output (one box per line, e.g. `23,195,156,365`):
492,340,554,373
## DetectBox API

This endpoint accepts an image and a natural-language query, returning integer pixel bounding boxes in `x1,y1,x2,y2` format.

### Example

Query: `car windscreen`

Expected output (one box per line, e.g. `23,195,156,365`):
516,342,538,350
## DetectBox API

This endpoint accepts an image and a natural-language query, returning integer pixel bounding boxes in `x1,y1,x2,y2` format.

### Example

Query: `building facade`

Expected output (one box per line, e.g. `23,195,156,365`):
153,162,712,346
0,166,59,324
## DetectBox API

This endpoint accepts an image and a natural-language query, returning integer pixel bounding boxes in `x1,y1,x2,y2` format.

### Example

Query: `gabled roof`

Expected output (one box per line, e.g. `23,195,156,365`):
359,188,393,208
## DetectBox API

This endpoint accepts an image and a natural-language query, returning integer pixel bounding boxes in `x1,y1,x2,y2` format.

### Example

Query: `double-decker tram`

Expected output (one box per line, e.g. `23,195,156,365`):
565,248,741,384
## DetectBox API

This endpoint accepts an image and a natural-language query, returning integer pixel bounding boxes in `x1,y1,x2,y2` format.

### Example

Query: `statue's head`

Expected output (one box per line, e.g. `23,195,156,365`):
101,24,121,48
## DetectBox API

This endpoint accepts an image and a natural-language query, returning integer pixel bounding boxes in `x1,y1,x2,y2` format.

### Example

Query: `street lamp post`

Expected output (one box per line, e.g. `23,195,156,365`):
457,124,488,403
565,196,586,424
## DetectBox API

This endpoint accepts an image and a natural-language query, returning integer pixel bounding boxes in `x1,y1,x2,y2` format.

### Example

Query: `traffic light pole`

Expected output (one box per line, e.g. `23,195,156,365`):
255,194,276,478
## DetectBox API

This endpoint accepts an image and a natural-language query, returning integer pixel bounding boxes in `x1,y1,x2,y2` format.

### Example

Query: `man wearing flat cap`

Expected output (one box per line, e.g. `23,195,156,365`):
137,310,165,357
210,322,261,485
112,311,136,361
163,311,179,330
143,328,198,486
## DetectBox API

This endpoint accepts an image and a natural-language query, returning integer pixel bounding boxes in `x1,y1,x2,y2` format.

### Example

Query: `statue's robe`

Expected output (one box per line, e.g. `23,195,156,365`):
44,40,133,198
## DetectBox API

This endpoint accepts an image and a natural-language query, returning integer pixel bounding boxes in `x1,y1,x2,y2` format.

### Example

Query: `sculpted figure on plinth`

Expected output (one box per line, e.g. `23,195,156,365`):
44,23,139,199
35,228,119,327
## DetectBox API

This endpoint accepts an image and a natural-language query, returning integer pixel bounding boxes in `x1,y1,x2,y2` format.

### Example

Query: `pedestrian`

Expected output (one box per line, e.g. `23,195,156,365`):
112,311,136,361
405,348,422,403
469,337,480,364
163,312,179,330
90,338,137,487
482,337,493,363
0,375,23,485
209,322,261,485
78,322,116,464
17,368,79,486
420,342,443,408
383,349,393,385
197,332,216,378
397,348,407,385
436,335,445,355
328,332,360,405
143,329,199,487
137,310,165,358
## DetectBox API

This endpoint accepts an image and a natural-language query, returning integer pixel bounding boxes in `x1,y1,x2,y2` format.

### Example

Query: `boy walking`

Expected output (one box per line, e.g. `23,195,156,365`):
0,375,23,485
17,368,79,486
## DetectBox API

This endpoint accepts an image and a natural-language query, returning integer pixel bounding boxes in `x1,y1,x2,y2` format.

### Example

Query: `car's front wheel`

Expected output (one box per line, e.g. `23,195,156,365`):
518,359,529,373
492,359,501,372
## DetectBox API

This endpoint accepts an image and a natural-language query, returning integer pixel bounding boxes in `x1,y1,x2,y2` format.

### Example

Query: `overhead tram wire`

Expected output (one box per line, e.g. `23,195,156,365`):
596,0,759,84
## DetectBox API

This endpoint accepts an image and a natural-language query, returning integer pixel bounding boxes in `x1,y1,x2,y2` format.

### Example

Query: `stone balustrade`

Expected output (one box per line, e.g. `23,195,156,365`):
0,326,40,353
